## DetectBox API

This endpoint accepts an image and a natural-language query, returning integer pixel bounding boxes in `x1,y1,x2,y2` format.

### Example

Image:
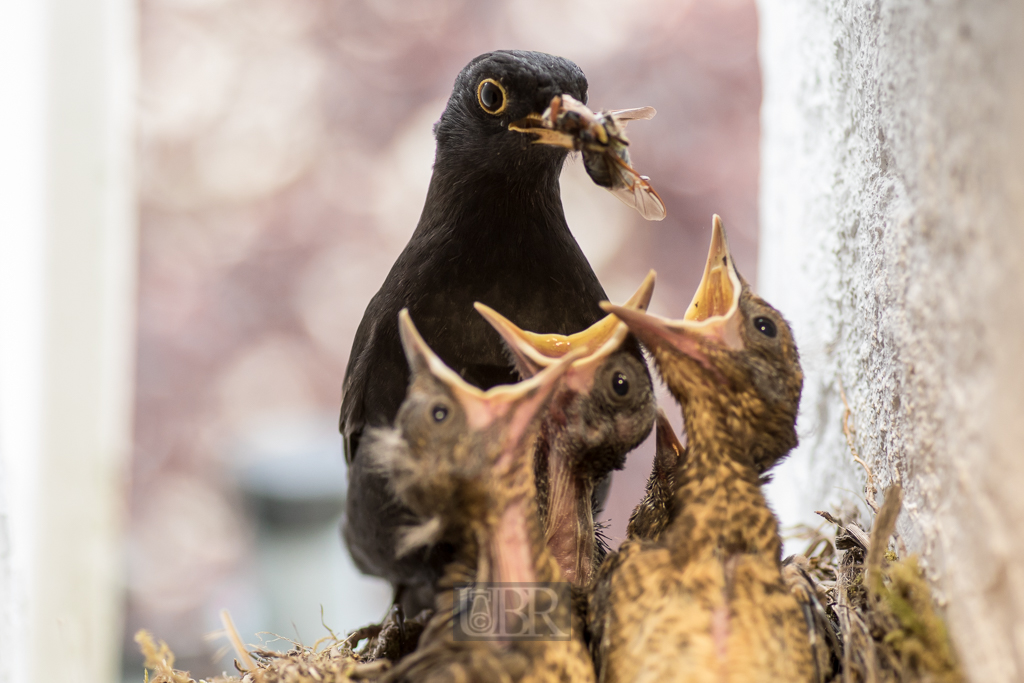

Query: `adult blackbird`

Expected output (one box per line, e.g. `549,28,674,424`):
473,271,657,587
340,50,644,611
590,216,815,682
371,311,594,682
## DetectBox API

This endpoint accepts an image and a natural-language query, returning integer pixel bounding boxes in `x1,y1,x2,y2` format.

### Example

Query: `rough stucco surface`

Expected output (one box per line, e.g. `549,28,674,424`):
757,2,1024,680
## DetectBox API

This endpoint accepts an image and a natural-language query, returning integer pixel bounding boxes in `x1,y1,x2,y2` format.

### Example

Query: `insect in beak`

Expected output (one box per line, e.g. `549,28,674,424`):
512,94,666,221
508,112,577,149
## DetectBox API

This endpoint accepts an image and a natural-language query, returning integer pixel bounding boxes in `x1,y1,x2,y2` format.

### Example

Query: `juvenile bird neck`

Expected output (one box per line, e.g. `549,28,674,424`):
543,436,596,587
665,396,782,563
479,461,563,587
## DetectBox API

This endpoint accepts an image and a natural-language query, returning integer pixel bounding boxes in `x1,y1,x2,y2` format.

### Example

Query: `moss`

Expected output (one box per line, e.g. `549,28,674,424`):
874,557,962,683
797,491,965,683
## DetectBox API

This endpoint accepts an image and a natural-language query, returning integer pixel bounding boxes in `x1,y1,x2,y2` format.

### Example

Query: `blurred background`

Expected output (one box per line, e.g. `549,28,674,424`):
0,0,761,680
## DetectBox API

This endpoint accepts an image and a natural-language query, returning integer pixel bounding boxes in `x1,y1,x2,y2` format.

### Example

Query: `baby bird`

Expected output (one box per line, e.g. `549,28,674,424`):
474,272,657,587
591,215,814,683
626,407,686,542
371,310,595,683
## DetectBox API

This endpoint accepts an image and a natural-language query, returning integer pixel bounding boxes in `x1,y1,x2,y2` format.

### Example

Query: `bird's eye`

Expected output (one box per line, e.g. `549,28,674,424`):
612,372,630,397
432,405,449,422
753,316,777,338
477,79,507,115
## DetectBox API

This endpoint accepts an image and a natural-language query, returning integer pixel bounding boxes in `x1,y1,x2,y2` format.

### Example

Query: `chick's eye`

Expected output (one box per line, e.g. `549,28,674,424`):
432,405,449,422
477,79,506,114
753,316,777,338
612,372,630,397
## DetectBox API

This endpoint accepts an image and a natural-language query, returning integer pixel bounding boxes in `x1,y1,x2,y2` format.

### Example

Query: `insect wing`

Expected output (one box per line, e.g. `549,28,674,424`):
607,181,667,222
608,106,656,131
606,156,667,221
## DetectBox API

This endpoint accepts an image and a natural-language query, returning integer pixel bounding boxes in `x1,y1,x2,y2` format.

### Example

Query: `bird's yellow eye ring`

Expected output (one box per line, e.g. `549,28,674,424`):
477,78,508,115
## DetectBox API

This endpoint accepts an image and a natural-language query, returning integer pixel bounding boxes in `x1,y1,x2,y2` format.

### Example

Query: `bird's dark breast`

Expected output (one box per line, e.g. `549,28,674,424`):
343,200,610,438
339,182,612,604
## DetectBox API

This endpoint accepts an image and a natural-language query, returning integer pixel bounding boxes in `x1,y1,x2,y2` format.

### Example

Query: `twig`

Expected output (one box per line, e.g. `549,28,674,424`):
839,378,878,513
866,485,903,597
313,605,343,653
220,609,261,680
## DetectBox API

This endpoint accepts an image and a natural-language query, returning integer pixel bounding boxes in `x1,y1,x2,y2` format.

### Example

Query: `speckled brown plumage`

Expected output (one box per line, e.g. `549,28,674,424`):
591,216,815,683
370,310,595,683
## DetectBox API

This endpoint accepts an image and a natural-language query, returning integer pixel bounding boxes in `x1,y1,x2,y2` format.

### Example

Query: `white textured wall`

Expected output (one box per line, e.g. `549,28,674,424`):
758,2,1024,681
0,3,47,681
0,0,136,681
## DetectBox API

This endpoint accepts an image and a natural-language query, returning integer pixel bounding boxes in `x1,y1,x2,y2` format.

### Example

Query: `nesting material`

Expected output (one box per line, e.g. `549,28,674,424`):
791,485,963,683
135,608,408,683
136,629,379,683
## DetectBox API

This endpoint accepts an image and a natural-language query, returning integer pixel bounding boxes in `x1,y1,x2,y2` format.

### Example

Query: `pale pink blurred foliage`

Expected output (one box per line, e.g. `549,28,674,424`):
129,0,760,675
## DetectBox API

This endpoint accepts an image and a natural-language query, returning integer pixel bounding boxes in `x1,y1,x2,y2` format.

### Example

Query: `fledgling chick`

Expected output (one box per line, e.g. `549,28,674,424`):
370,310,595,683
591,215,815,683
626,407,686,542
474,272,657,587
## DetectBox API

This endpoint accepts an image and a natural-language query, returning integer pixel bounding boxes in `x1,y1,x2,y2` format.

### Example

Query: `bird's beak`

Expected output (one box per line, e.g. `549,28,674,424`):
509,93,590,149
600,216,744,375
508,111,576,148
683,214,742,325
398,309,581,454
474,270,656,390
654,407,685,468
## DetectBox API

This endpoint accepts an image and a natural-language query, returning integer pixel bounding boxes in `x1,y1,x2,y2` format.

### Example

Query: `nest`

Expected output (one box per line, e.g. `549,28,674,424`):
135,609,406,683
789,484,963,683
138,494,963,683
137,392,962,683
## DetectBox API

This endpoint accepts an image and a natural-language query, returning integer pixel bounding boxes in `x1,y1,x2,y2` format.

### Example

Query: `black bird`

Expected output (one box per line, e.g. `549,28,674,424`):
339,50,646,612
473,271,657,587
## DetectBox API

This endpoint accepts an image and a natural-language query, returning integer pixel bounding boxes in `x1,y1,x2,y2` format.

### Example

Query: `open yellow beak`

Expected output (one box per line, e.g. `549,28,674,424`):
474,270,656,383
684,214,742,325
398,309,581,450
600,215,744,371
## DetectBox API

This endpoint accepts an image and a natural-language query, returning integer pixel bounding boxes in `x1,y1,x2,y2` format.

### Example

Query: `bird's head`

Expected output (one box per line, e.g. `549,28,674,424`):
603,216,803,472
434,50,588,177
475,271,656,479
376,309,578,554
